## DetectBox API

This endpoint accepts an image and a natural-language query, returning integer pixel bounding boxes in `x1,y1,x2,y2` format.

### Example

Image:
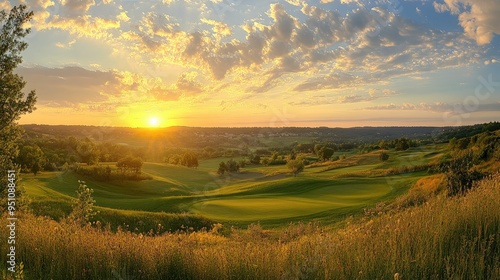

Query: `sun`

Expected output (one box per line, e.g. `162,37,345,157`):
148,116,160,127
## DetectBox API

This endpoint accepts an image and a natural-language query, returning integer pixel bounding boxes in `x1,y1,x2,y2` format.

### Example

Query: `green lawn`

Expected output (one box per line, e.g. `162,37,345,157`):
22,147,436,227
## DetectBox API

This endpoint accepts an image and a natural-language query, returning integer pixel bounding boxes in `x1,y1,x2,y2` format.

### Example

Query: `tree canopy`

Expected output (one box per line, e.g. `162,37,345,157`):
1,5,36,129
0,5,36,210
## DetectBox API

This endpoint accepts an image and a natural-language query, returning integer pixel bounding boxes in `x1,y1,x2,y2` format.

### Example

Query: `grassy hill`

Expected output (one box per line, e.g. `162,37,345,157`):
3,128,499,279
23,144,444,228
2,172,498,279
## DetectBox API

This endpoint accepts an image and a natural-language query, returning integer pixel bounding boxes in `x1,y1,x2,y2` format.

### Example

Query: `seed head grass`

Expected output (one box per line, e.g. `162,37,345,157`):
1,174,499,279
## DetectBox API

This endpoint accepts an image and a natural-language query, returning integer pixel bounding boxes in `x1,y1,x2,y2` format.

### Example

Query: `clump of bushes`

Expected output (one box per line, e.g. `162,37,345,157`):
75,156,152,181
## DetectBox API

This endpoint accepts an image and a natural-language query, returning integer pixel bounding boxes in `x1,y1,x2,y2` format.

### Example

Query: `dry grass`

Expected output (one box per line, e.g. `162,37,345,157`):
394,173,446,208
1,174,499,279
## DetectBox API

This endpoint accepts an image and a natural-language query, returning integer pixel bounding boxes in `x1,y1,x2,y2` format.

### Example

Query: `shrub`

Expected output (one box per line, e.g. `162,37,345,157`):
442,152,485,196
379,152,389,161
287,159,304,177
68,181,98,226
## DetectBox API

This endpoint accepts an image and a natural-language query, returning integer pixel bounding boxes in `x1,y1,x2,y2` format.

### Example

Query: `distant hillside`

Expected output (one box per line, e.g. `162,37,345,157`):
20,124,466,147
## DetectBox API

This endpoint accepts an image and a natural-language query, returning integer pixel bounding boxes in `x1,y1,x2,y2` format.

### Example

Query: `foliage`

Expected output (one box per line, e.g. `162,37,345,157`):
248,154,261,164
217,159,240,175
68,181,98,226
217,161,227,176
75,164,152,181
0,5,36,212
181,152,199,168
394,138,410,151
166,151,199,168
76,140,100,165
266,152,287,165
286,158,304,176
442,152,484,196
0,5,36,129
318,147,335,161
16,144,45,175
379,151,389,161
116,156,143,174
438,121,500,141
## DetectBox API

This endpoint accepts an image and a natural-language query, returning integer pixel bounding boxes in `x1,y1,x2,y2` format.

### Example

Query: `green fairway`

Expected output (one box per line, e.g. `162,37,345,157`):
22,147,439,227
189,174,423,225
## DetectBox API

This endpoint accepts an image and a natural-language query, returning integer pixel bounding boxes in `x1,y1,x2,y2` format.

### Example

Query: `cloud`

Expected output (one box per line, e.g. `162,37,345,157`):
55,39,76,49
484,59,498,65
116,2,481,90
433,2,449,13
436,0,500,45
0,2,11,10
289,88,399,106
18,0,486,96
285,0,302,6
16,66,120,106
60,0,95,15
268,3,298,41
153,71,204,101
15,66,203,109
365,102,500,114
201,18,232,39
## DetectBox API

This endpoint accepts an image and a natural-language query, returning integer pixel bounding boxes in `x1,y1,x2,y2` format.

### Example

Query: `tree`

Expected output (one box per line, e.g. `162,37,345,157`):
318,147,334,161
314,144,323,156
76,140,100,165
0,5,36,211
0,5,36,130
271,152,279,161
217,162,226,176
249,154,260,164
379,151,389,161
17,145,45,175
68,180,98,226
287,159,304,177
395,138,410,151
225,159,239,173
181,152,199,168
117,156,144,174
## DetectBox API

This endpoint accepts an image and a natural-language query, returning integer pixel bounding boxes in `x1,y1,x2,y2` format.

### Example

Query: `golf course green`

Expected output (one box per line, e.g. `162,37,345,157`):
22,146,444,227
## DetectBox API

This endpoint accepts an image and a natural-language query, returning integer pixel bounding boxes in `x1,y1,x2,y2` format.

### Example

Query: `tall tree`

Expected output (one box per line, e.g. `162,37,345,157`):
1,5,36,128
17,145,45,175
0,5,36,211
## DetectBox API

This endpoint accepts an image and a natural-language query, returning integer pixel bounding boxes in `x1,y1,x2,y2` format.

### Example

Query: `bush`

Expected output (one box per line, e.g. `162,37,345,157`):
442,152,485,196
68,181,98,226
117,156,143,174
287,159,304,177
75,165,152,181
379,152,389,161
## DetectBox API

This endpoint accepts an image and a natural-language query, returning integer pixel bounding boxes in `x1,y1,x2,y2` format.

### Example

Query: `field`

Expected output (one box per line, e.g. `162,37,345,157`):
2,172,499,279
3,127,500,279
23,144,445,228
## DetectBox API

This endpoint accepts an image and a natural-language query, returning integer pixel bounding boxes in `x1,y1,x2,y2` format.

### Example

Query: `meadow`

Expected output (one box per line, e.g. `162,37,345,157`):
1,173,498,279
22,145,444,228
4,127,498,279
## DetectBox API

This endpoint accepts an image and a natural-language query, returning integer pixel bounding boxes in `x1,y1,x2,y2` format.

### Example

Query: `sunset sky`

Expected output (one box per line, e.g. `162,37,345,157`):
6,0,500,127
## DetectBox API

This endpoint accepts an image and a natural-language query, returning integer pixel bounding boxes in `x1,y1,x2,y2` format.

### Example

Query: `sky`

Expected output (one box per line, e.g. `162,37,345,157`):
5,0,500,128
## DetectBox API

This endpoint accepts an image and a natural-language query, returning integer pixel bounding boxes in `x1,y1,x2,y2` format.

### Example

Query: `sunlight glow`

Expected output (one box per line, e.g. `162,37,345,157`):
148,116,160,127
